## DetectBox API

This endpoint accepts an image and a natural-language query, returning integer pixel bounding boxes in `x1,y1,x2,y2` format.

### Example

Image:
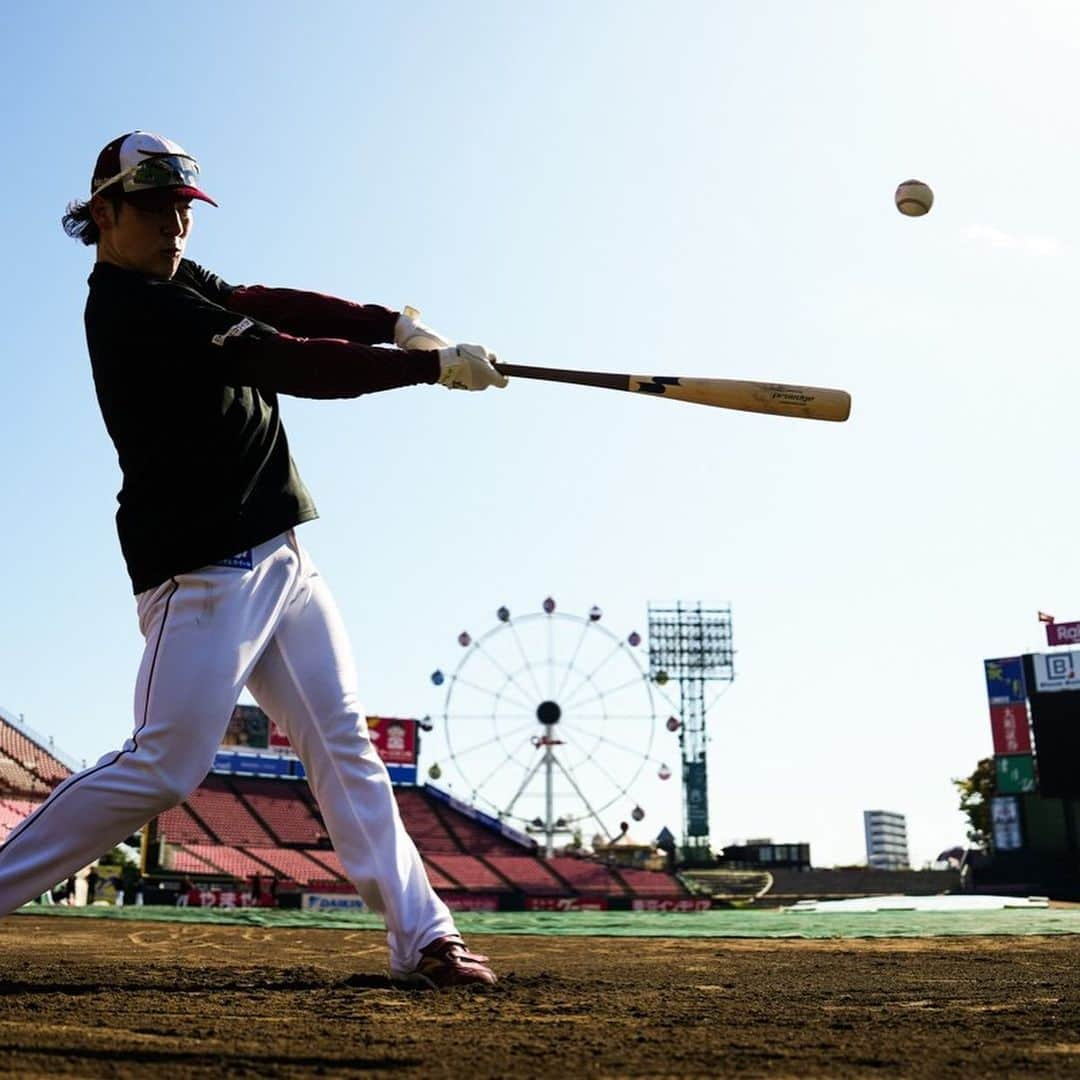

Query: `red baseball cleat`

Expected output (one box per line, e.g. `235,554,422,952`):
394,935,497,990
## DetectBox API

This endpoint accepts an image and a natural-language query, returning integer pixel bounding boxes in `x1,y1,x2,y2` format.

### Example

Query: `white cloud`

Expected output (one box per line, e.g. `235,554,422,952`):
966,224,1063,256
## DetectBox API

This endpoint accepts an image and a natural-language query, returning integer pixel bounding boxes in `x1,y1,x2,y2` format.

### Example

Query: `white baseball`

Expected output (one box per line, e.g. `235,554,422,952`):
895,179,933,217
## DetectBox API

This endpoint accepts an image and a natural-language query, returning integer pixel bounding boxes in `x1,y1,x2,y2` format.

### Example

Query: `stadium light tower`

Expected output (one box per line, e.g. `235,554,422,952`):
647,603,734,866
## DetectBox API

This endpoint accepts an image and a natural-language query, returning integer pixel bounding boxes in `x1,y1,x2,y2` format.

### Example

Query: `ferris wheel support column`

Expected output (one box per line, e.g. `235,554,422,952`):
543,738,556,857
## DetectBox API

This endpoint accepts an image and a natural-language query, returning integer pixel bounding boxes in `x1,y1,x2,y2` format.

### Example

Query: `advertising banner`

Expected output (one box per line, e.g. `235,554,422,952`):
1029,651,1080,692
222,705,271,750
990,795,1023,851
211,751,302,778
989,703,1032,755
983,657,1026,705
441,894,501,912
367,718,418,765
301,892,368,913
216,709,419,783
1046,621,1080,647
525,896,609,912
996,754,1036,795
631,898,712,913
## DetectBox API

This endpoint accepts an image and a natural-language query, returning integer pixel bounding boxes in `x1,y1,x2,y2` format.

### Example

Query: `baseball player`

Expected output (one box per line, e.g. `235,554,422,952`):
0,131,502,989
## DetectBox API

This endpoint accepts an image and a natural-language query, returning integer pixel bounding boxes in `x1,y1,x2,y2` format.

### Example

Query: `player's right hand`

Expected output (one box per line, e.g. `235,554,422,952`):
395,305,451,350
437,344,508,391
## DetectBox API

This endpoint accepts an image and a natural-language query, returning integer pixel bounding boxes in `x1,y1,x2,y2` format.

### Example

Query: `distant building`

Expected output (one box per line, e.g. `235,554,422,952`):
718,838,811,869
864,810,909,869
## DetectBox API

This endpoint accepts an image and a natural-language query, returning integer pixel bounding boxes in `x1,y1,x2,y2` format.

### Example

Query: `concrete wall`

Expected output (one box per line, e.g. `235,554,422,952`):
763,867,960,903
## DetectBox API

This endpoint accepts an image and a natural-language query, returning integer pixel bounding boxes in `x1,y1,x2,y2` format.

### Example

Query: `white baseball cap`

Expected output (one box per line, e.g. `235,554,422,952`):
90,131,217,207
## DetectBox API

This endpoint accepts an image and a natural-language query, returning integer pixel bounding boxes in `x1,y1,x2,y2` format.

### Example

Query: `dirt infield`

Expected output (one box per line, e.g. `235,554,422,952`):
0,916,1078,1078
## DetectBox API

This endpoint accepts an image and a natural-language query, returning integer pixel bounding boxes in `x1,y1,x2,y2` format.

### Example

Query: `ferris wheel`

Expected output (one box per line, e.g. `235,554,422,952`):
427,599,677,855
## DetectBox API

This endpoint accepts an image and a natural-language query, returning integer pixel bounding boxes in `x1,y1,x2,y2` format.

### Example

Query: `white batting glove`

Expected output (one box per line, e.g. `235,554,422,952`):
395,305,451,350
437,344,508,391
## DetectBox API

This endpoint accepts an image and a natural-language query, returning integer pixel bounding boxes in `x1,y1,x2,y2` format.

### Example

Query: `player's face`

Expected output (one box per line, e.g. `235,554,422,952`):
96,195,194,279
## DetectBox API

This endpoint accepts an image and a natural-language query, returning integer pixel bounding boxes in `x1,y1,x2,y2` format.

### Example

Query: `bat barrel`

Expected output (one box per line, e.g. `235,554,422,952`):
493,363,850,422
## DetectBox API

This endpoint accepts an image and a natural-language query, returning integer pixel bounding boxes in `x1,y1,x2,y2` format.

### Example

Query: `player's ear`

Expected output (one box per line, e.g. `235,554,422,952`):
89,194,120,232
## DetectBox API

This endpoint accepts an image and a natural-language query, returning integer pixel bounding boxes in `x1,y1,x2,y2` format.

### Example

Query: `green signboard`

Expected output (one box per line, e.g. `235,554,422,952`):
996,753,1036,794
684,760,710,836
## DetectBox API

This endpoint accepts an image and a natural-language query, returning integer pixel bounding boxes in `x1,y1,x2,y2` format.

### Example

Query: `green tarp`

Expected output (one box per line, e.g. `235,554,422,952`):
16,903,1080,938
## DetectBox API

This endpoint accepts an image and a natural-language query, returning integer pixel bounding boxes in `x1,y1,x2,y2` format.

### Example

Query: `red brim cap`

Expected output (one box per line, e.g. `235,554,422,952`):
124,185,218,209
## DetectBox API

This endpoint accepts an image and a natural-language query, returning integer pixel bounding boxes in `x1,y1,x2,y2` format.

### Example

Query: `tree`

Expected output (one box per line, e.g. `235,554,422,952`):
953,757,995,849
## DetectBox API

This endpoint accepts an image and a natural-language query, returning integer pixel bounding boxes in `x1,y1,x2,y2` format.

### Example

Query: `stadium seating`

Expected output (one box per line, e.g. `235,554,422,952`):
394,788,461,853
421,858,461,891
423,854,510,891
615,866,688,898
243,847,330,885
0,720,71,787
546,856,627,895
170,847,226,875
155,779,694,907
235,778,326,845
0,797,42,819
0,760,49,797
439,811,522,856
0,798,43,843
157,804,215,844
0,802,27,842
303,849,349,881
484,855,567,894
182,844,275,879
184,776,274,845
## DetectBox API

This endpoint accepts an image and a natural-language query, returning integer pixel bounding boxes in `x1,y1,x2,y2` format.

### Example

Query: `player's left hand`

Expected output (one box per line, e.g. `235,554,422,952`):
395,305,451,350
437,344,508,391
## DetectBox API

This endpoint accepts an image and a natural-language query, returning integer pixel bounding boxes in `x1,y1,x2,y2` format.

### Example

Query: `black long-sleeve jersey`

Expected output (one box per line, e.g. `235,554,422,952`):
85,259,438,593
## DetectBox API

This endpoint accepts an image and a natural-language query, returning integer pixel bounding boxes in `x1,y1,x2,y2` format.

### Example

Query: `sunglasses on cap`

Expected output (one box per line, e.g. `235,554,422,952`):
92,154,203,199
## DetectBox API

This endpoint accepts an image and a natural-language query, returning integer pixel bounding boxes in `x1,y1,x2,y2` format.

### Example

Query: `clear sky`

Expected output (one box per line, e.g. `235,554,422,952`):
3,1,1079,868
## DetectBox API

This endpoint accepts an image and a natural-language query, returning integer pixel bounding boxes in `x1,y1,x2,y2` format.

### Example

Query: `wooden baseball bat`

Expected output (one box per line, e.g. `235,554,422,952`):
492,363,851,422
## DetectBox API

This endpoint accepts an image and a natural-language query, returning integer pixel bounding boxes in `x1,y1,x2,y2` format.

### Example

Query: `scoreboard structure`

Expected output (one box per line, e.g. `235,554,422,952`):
982,654,1080,858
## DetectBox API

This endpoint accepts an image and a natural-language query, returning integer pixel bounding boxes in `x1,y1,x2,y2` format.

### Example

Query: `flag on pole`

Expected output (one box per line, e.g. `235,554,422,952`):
1038,612,1055,624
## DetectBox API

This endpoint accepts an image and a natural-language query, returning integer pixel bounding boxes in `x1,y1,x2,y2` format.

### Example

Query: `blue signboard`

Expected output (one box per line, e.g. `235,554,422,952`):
984,657,1026,705
212,751,301,777
386,763,418,786
213,751,417,786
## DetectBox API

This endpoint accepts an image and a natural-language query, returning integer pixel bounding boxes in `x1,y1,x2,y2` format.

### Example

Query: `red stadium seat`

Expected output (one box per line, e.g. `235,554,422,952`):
615,866,688,898
393,789,460,853
483,855,567,894
546,857,627,895
303,849,349,882
232,777,326,845
182,844,276,879
0,717,71,791
423,854,509,892
243,847,329,885
157,804,215,844
183,776,274,845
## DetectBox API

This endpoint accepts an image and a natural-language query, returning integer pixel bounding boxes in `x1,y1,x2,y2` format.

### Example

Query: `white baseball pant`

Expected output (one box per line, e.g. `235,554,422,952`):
0,530,456,973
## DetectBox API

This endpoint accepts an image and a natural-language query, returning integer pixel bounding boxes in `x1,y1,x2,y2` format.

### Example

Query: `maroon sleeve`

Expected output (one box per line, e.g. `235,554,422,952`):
225,285,399,345
225,333,440,399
